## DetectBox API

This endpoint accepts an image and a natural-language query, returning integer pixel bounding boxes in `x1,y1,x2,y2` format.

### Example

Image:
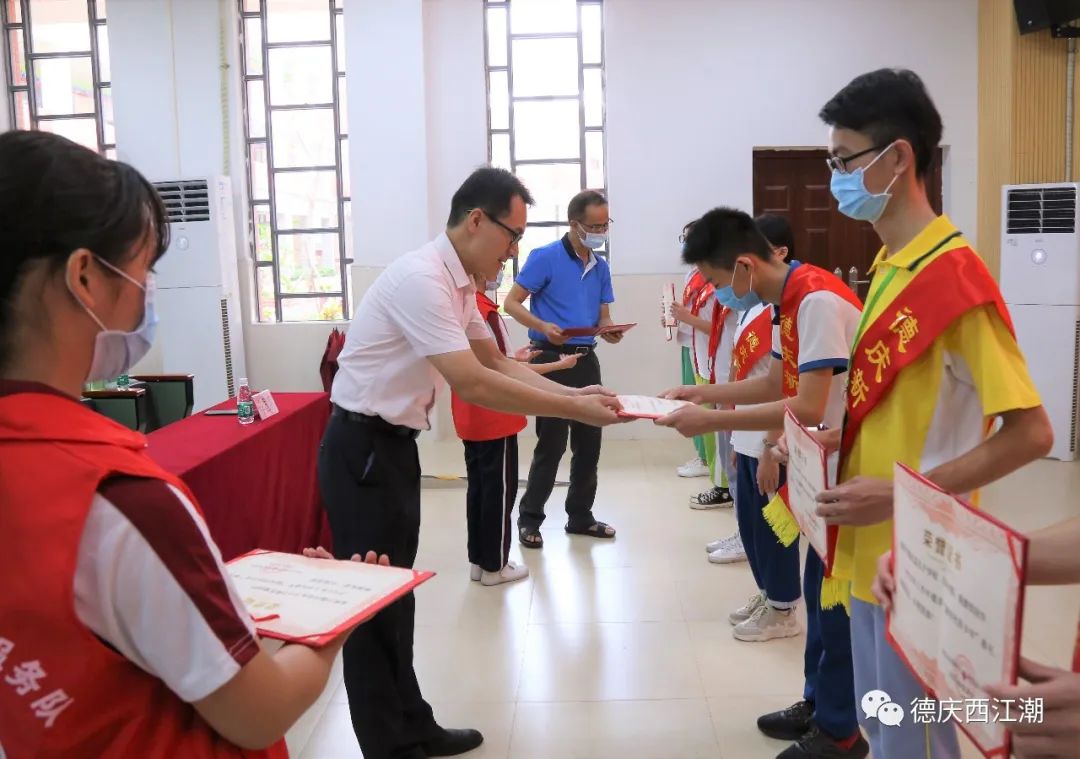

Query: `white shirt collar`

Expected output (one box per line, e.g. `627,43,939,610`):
435,232,473,291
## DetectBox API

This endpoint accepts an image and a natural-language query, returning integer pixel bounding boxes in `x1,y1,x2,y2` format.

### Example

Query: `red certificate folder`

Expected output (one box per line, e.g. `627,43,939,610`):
228,549,435,646
886,464,1027,758
561,322,637,338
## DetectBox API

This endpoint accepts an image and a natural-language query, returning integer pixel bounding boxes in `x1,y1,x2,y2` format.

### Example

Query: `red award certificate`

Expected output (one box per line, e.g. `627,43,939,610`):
561,323,637,338
228,550,435,646
783,408,838,569
887,464,1027,758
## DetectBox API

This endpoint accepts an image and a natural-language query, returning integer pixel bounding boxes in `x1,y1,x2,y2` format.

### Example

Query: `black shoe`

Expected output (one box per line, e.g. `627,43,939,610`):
757,699,814,740
688,486,733,509
421,727,484,757
776,725,869,759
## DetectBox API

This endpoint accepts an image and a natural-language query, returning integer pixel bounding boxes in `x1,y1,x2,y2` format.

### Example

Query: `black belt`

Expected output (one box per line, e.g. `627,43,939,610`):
531,341,595,355
331,405,420,439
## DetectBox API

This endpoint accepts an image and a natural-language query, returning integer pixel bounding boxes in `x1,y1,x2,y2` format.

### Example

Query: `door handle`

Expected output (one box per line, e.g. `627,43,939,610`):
839,267,870,291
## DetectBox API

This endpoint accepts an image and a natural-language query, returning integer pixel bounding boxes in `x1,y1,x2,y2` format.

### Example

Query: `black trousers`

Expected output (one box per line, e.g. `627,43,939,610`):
318,413,435,759
464,435,518,572
518,348,602,530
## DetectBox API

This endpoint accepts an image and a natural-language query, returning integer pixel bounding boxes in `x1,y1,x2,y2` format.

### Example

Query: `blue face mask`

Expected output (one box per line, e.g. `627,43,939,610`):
713,264,762,312
68,256,158,382
829,143,900,223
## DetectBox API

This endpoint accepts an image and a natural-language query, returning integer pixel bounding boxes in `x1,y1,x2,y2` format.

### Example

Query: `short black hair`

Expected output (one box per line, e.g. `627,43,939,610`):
819,68,942,178
754,213,795,259
447,167,534,226
681,207,772,268
0,130,169,366
567,189,607,222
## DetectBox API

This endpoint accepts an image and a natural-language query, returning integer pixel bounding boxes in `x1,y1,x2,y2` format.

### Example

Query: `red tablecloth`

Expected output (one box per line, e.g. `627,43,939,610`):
147,392,333,561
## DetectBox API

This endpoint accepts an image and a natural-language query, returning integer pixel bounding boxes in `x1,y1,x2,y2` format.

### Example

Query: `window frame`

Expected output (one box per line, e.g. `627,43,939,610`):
237,0,351,323
483,0,607,279
2,0,113,157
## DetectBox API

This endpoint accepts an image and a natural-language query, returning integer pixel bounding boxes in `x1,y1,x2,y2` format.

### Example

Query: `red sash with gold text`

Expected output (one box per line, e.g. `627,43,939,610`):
732,306,774,381
839,246,1014,467
707,303,731,383
683,270,707,307
774,264,862,577
690,282,716,378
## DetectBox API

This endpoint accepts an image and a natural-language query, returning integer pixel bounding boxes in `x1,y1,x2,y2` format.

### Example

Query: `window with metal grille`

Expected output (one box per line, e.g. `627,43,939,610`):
238,0,350,323
2,0,114,157
484,0,607,302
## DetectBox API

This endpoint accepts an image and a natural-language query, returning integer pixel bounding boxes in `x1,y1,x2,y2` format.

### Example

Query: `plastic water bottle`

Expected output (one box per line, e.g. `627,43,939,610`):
237,378,255,425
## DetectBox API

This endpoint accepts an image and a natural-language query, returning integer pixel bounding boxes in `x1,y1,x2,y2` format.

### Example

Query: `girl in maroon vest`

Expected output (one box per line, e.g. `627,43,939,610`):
0,130,382,758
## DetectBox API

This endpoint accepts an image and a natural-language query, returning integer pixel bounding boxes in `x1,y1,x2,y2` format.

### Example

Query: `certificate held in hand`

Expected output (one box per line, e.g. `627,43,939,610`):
616,395,690,420
888,464,1028,758
227,550,435,646
782,408,838,570
561,323,637,338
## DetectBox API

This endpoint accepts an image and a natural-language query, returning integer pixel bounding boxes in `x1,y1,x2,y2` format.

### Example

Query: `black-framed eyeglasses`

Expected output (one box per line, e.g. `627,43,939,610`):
480,209,524,245
826,144,888,175
576,219,613,234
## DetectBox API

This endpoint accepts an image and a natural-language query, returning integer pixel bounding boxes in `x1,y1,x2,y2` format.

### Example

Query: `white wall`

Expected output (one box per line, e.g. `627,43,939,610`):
604,0,979,275
89,0,980,438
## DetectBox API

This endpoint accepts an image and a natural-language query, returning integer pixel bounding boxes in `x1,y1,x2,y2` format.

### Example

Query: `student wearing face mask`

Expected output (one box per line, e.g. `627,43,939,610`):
816,68,1050,759
0,130,393,758
504,189,623,548
451,269,580,586
657,208,865,759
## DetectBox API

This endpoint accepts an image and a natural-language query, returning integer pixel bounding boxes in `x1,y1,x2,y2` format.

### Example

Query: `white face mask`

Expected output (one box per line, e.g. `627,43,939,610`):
67,256,158,382
485,267,505,292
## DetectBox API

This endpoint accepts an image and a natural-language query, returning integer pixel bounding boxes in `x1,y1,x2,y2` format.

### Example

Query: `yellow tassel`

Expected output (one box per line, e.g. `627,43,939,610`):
761,494,801,547
820,576,851,616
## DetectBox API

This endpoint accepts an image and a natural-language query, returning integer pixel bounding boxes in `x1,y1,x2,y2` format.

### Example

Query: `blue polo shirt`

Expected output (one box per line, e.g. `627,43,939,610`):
516,234,615,346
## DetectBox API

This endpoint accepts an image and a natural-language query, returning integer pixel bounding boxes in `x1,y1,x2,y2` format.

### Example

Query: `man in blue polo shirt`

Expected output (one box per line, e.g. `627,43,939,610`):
504,189,623,549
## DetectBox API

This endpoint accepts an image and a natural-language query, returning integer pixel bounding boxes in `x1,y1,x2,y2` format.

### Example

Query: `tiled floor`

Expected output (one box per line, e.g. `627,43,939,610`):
287,438,1080,759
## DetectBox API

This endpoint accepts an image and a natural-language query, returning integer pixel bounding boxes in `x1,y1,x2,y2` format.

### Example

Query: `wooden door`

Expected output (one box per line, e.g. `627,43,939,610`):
752,148,942,298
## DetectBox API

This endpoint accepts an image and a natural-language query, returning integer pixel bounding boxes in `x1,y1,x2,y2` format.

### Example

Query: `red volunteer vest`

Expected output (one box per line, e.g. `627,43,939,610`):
774,264,863,575
451,293,528,442
0,388,288,759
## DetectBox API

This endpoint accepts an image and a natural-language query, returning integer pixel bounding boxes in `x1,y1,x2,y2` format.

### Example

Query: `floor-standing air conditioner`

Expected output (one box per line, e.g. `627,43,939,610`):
1001,182,1080,461
153,177,247,412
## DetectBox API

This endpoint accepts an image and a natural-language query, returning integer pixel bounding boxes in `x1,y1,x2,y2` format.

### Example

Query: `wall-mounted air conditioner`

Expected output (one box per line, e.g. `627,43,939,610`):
152,176,247,412
1001,182,1080,461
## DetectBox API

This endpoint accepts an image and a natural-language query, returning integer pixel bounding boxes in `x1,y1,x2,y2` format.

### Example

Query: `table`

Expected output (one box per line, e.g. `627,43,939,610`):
147,392,333,561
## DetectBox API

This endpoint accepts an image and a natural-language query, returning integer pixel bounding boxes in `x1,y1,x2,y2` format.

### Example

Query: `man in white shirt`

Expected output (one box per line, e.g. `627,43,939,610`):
320,168,623,759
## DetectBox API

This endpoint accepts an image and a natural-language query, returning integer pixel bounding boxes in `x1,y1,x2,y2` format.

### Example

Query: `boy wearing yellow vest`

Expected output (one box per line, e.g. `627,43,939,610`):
659,208,866,759
815,68,1052,759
